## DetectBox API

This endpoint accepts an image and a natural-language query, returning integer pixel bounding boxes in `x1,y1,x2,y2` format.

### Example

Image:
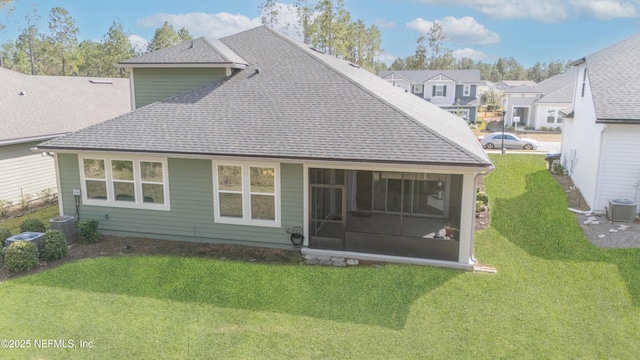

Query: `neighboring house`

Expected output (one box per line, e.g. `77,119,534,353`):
561,33,640,215
504,68,577,129
378,70,482,122
495,80,536,91
37,26,493,270
476,80,496,100
0,68,130,206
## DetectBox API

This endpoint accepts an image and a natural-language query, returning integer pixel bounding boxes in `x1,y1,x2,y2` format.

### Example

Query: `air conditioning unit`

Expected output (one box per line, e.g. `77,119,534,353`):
607,199,637,222
5,232,44,252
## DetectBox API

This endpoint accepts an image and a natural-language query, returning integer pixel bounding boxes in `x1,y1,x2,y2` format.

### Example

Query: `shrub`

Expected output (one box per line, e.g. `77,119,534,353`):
78,219,100,243
4,241,39,272
20,218,46,233
41,230,68,261
476,191,489,206
552,162,565,175
476,200,486,213
0,228,12,247
0,199,13,218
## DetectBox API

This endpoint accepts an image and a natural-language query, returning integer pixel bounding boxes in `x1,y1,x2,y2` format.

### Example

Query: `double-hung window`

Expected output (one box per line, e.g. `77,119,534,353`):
463,85,470,96
214,162,280,227
433,85,446,97
80,155,169,210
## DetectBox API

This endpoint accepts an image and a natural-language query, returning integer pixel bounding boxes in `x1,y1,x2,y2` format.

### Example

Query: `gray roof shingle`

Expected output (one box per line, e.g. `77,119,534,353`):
578,33,640,121
118,37,248,67
0,68,130,145
40,26,491,168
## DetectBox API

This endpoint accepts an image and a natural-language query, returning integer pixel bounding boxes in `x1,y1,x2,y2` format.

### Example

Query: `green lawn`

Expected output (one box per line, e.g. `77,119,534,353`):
0,205,59,234
1,155,639,359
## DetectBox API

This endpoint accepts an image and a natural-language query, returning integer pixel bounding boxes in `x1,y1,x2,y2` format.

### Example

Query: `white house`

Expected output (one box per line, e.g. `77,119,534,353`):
504,68,576,130
561,34,640,215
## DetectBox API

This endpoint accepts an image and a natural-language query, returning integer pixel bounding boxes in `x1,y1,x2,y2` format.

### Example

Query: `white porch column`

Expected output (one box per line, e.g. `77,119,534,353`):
457,171,476,266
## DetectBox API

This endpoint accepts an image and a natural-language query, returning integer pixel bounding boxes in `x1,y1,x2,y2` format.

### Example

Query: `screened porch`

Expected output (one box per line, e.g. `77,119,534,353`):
309,168,463,261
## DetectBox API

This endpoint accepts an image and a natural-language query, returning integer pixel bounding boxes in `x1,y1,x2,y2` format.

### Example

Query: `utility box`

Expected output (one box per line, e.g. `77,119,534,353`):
5,232,44,252
50,215,76,244
607,199,637,222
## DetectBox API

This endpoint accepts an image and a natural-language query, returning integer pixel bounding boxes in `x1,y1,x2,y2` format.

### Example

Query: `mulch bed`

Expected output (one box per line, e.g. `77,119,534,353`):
1,179,494,280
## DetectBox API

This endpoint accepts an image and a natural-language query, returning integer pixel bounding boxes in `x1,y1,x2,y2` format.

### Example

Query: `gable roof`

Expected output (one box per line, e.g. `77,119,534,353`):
0,68,130,146
39,26,491,168
497,80,536,88
573,33,640,121
118,37,248,68
506,84,542,94
378,70,481,84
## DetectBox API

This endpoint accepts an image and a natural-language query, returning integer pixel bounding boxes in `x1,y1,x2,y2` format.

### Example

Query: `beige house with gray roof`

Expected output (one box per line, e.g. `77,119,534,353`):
561,33,640,216
38,26,493,269
0,68,130,207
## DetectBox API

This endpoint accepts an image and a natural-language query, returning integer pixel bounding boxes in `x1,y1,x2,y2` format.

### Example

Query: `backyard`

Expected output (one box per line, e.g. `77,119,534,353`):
0,154,639,359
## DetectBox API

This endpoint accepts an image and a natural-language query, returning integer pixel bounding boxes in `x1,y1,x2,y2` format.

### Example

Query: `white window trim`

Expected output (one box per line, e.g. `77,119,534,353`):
463,85,470,96
79,155,170,211
213,161,281,228
435,85,445,97
412,84,423,94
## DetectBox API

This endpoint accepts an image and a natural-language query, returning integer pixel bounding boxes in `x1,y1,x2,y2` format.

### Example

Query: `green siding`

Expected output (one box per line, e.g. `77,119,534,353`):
133,68,227,108
57,154,304,249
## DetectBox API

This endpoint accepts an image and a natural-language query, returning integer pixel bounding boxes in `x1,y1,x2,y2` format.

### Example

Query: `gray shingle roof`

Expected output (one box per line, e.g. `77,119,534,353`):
579,33,640,121
0,68,130,145
40,26,491,168
118,37,248,67
378,69,481,84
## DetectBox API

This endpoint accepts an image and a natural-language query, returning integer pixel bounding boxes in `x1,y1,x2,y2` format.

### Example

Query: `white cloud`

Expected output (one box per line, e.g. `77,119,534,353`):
415,0,570,22
128,34,148,52
569,0,638,19
375,19,396,28
406,16,500,46
376,52,397,64
135,3,304,42
452,48,497,62
135,12,261,39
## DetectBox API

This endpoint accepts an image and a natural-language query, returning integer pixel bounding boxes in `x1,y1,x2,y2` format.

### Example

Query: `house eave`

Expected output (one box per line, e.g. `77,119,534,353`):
116,62,248,69
595,118,640,124
35,146,493,170
1,134,67,147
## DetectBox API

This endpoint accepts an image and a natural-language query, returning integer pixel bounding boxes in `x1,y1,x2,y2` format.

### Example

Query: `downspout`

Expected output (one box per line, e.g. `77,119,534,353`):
593,124,608,213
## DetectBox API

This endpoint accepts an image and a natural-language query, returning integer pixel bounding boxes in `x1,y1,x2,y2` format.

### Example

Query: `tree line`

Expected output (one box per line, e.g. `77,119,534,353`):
387,21,570,82
1,0,570,82
0,4,192,77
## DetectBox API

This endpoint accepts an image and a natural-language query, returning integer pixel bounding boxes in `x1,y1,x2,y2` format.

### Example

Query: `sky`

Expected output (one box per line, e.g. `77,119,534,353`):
1,0,639,68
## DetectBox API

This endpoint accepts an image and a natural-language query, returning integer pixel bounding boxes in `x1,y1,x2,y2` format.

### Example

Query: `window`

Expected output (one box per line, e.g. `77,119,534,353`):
432,85,446,97
546,108,564,124
214,162,280,227
80,156,169,210
463,85,470,96
371,171,448,216
412,84,424,94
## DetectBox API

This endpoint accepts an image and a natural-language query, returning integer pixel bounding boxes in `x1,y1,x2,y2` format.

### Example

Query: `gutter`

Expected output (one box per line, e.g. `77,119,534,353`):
1,134,67,147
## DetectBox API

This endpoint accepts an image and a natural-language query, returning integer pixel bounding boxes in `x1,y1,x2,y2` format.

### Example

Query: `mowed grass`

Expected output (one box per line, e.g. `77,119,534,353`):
0,204,59,234
0,155,639,359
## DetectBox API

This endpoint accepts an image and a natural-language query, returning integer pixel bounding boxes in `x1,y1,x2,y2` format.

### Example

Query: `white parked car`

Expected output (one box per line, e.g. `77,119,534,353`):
478,132,539,150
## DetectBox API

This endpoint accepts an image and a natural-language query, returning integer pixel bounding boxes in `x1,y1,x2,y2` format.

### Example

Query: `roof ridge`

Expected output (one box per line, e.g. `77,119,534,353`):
254,28,487,164
201,37,232,63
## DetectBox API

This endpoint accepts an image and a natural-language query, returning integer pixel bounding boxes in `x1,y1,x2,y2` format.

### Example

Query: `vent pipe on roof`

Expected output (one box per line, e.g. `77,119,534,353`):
189,40,194,49
19,91,26,96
